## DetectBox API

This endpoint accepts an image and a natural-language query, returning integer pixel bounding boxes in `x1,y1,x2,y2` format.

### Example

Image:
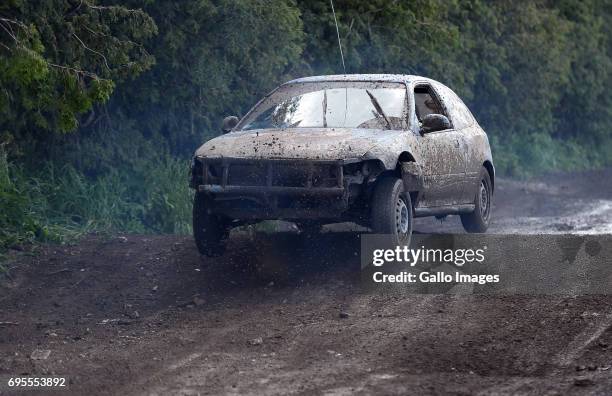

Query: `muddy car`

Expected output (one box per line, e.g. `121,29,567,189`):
190,74,494,256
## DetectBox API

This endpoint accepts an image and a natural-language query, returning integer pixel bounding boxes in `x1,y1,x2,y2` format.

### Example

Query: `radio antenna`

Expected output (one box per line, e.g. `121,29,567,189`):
329,0,346,74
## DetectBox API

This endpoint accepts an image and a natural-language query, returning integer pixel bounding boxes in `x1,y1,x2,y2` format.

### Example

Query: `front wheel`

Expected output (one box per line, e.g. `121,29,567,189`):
193,192,228,257
460,168,492,233
370,176,413,246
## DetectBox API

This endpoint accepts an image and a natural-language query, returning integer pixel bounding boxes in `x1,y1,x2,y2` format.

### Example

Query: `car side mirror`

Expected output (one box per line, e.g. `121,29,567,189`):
222,116,239,133
421,114,450,134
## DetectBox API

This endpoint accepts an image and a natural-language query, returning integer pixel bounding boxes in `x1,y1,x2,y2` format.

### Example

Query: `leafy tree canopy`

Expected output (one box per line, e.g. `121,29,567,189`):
1,0,611,174
0,0,156,154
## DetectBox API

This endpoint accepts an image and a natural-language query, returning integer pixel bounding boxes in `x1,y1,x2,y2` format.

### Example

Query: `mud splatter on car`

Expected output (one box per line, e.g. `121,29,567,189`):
190,75,494,256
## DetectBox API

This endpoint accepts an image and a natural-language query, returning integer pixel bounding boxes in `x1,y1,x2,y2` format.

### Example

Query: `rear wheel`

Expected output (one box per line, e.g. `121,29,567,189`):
460,168,492,233
371,176,413,245
193,192,228,257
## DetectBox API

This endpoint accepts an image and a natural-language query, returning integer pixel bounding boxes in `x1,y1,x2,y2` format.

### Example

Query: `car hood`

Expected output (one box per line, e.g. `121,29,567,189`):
195,128,400,161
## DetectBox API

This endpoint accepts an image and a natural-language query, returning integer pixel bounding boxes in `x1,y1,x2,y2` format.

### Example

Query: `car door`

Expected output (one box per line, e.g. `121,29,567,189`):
432,82,481,203
412,82,467,207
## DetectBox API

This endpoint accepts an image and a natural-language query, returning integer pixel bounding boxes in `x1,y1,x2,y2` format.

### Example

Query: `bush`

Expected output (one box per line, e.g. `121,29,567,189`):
0,146,192,254
492,133,611,178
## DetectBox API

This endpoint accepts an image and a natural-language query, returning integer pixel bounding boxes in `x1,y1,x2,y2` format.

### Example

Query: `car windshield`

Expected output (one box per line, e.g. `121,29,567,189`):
240,81,407,131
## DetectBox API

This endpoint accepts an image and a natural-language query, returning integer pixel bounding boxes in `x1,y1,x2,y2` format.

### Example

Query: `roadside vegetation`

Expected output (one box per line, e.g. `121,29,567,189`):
1,0,610,253
0,146,192,257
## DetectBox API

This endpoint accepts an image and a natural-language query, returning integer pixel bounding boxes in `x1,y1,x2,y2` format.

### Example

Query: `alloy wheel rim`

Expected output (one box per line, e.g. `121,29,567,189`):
396,197,410,234
480,181,490,221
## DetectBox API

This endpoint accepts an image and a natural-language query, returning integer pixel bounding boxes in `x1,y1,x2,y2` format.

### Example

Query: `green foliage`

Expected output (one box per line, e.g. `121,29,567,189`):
0,145,192,253
113,0,305,154
0,0,156,155
297,1,462,80
491,133,610,178
1,0,611,254
4,0,611,171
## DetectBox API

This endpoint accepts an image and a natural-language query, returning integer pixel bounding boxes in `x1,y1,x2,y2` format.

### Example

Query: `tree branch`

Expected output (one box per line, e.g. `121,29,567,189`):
83,1,140,14
0,20,19,43
72,32,111,71
48,62,109,80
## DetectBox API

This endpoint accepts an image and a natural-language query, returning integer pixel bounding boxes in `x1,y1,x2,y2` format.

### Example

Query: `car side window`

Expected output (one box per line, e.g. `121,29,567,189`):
432,83,474,130
413,84,450,127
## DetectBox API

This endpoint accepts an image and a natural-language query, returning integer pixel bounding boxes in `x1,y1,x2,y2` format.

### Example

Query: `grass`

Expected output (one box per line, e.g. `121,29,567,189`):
0,146,193,256
491,133,612,178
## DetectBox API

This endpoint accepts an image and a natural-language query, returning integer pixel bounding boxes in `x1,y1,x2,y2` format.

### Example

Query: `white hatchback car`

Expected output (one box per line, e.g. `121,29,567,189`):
190,74,494,256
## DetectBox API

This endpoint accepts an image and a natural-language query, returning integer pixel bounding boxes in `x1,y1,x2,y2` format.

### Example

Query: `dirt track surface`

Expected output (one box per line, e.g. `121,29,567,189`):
1,169,612,395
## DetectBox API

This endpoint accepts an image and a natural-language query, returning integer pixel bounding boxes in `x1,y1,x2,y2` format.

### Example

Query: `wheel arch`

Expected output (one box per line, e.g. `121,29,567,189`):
395,151,421,208
397,151,417,164
483,160,495,192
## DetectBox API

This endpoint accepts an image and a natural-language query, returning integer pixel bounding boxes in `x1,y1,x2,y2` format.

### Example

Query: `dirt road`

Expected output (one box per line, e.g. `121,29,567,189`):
1,170,611,395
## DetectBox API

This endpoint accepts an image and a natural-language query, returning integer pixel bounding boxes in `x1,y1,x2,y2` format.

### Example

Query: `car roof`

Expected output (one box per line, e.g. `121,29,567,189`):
284,74,435,85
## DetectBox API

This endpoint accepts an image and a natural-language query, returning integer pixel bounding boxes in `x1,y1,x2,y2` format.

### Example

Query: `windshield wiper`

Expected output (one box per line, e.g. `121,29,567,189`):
322,90,327,128
365,89,392,130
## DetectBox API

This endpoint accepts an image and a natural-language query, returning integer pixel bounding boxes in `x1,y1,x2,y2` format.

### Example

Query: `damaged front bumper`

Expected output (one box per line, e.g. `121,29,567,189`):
190,157,352,220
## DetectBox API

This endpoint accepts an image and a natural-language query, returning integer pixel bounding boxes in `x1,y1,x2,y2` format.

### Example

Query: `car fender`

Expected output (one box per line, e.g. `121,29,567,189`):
359,131,423,170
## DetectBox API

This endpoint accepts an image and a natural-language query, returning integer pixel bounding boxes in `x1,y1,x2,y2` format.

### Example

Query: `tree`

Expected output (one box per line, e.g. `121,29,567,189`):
110,0,305,155
0,0,156,156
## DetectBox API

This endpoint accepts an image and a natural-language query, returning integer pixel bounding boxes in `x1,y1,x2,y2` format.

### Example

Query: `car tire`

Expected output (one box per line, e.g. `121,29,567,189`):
193,192,228,257
460,167,493,233
371,176,413,245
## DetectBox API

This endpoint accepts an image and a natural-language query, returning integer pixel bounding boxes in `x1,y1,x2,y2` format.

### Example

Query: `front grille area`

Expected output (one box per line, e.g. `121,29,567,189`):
194,157,349,219
227,163,268,186
197,157,343,190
